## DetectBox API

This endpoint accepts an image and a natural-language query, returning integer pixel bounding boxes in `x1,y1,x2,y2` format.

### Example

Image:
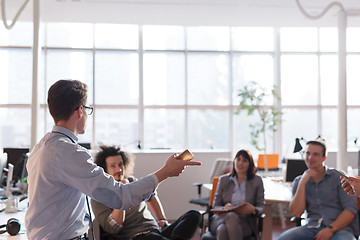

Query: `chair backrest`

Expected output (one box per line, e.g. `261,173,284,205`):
257,154,279,169
209,177,219,207
209,158,233,181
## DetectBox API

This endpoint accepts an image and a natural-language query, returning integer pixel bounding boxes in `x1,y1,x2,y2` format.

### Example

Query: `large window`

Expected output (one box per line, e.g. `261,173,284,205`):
1,22,360,157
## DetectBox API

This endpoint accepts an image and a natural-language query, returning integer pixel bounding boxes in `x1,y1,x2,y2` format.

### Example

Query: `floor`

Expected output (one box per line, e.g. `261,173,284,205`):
192,217,296,240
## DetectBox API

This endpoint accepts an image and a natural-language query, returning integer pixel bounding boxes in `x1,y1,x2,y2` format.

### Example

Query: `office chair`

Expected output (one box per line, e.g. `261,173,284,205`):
190,158,233,211
200,176,264,240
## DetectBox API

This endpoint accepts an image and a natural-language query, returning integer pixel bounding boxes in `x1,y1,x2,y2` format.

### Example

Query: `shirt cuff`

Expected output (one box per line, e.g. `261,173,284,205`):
151,174,159,187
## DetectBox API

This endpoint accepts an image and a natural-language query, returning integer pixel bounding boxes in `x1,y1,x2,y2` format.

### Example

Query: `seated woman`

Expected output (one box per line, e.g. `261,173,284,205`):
91,145,201,240
209,149,265,240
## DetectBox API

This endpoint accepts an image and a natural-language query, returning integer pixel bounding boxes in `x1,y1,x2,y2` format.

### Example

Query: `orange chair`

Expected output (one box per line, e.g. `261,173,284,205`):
197,177,219,235
257,154,279,171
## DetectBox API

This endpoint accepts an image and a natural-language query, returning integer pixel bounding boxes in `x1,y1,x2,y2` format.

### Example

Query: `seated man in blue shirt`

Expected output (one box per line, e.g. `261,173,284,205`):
91,145,201,240
279,140,359,240
25,79,201,240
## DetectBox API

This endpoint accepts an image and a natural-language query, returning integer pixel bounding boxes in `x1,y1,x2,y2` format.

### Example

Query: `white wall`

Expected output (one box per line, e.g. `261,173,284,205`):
327,151,360,171
132,151,231,220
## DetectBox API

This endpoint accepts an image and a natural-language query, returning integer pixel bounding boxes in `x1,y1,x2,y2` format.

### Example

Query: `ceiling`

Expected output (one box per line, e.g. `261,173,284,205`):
3,0,360,26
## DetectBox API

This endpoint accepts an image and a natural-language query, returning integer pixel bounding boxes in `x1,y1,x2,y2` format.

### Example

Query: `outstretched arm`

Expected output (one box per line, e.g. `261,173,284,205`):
154,154,201,183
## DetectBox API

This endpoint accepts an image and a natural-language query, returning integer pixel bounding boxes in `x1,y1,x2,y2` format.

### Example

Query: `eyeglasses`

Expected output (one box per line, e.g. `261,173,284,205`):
83,105,93,115
76,105,93,115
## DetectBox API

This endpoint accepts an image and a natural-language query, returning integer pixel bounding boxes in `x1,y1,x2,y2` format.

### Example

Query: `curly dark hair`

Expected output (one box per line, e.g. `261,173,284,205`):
94,145,135,178
230,149,257,180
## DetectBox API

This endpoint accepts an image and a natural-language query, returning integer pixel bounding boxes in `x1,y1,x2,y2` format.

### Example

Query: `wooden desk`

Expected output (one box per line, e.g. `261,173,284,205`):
0,198,28,240
263,178,292,240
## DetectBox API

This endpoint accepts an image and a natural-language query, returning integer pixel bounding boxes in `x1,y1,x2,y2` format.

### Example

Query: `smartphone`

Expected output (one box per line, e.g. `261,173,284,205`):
332,168,349,179
176,149,194,161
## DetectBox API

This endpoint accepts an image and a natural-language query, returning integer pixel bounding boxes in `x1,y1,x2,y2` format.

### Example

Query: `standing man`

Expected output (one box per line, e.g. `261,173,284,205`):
279,140,359,240
25,79,201,240
91,145,201,240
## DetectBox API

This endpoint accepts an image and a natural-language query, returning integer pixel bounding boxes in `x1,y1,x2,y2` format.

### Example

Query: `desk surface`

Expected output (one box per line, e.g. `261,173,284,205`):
0,198,28,240
263,177,292,203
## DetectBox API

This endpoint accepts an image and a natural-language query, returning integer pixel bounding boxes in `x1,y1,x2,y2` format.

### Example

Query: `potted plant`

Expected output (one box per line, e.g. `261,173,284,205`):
236,81,282,173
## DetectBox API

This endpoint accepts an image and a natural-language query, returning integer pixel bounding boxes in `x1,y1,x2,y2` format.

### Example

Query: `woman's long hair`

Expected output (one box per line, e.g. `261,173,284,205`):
230,149,257,180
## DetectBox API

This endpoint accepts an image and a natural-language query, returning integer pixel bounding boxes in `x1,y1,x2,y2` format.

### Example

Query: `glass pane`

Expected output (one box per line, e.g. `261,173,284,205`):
347,28,360,52
232,54,274,105
232,27,274,51
347,55,360,105
144,109,184,149
143,25,185,50
95,109,138,150
78,114,93,144
281,55,318,105
282,109,317,158
95,51,138,105
0,21,33,46
188,53,229,105
46,22,93,48
320,55,338,105
95,24,138,49
144,52,185,105
42,107,54,134
319,28,337,52
321,108,337,149
188,109,229,150
187,26,230,51
46,49,93,104
233,111,274,158
0,49,32,104
0,108,31,148
348,108,360,150
39,51,46,104
280,28,318,52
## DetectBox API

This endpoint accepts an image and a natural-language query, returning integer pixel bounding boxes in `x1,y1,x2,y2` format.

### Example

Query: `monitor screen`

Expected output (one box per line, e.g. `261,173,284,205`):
3,148,29,184
12,153,29,184
3,148,29,166
0,153,8,188
285,159,308,182
79,143,91,149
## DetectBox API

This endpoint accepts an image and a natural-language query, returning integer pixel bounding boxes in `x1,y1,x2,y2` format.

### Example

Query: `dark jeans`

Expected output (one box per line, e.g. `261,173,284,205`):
134,210,201,240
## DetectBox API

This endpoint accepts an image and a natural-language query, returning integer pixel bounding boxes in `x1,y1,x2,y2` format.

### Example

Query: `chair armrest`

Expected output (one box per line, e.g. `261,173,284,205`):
192,182,204,198
257,213,265,232
290,216,302,226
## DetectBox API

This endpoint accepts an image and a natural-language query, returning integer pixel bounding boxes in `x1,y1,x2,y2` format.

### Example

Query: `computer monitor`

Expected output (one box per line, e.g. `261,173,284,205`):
0,153,8,188
79,143,91,150
12,152,29,184
3,148,29,166
4,163,13,198
285,159,308,182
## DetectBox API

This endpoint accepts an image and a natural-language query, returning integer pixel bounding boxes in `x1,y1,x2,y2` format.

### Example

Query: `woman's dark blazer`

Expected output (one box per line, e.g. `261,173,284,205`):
213,174,265,238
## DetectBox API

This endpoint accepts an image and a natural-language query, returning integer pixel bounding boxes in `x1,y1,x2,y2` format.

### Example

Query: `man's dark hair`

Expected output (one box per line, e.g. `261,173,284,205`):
230,149,257,180
94,145,134,178
307,140,327,157
47,79,88,123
